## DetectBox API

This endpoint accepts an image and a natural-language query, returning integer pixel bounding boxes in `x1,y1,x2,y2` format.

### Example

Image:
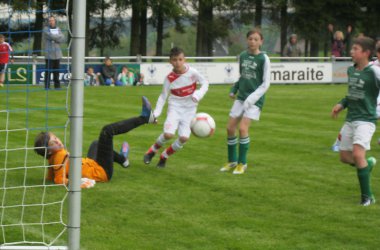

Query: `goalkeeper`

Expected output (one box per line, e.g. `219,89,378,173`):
34,96,155,187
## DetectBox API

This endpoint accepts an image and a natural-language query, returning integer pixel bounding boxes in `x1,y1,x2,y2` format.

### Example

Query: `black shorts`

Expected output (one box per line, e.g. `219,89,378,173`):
0,63,6,73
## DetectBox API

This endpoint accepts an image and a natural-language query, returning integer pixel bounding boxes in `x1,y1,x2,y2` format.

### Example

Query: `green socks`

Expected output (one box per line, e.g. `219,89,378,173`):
239,137,250,165
357,166,372,200
227,136,250,164
227,137,238,163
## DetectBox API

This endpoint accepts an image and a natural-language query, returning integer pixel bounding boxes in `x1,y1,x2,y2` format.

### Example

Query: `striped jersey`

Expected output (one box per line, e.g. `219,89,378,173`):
153,65,209,118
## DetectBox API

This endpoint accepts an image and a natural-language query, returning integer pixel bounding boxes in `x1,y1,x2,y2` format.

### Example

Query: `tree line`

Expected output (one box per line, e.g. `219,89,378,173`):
1,0,379,57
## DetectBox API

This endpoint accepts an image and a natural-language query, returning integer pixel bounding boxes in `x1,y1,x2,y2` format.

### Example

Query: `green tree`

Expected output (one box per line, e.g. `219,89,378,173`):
192,0,234,56
90,0,123,57
0,0,45,55
150,0,186,56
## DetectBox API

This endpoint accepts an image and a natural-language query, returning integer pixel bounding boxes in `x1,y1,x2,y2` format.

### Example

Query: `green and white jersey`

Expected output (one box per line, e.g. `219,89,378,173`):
230,51,271,109
339,63,380,123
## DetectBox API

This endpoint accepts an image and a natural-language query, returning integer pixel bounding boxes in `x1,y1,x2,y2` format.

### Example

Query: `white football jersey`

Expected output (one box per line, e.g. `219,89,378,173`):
153,65,209,118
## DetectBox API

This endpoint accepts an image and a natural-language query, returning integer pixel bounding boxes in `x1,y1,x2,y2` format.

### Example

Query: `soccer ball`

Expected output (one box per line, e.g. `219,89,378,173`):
190,112,216,138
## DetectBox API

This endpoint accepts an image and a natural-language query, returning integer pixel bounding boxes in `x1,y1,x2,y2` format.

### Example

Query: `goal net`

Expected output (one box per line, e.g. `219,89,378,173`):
0,0,76,249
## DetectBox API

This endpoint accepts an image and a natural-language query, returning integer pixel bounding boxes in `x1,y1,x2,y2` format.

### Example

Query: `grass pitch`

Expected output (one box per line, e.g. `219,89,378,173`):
1,84,380,249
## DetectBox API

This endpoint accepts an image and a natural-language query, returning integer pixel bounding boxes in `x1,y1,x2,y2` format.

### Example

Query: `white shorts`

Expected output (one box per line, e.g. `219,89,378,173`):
229,100,261,120
376,98,380,118
164,105,196,138
340,121,376,151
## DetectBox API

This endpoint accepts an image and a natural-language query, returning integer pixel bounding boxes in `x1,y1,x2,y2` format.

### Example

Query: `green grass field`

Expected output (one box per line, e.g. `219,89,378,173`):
1,84,380,249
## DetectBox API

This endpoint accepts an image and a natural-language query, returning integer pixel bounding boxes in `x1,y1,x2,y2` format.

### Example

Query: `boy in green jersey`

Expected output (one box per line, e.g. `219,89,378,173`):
331,36,380,206
220,29,271,174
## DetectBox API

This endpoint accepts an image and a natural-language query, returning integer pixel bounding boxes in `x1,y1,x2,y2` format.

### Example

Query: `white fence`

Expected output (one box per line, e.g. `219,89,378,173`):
10,56,353,85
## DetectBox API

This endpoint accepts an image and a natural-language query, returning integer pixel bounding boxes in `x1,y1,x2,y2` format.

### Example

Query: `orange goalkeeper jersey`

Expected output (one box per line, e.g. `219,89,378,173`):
47,148,108,185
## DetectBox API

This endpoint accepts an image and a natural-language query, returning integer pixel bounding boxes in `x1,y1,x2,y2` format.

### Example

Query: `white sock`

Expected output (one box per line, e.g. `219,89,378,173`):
152,133,167,152
123,158,130,168
172,139,184,151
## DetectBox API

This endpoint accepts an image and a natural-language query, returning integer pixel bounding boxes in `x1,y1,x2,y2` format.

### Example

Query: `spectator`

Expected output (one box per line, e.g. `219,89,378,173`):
84,67,98,86
345,24,353,56
97,57,117,86
43,16,65,89
282,34,302,58
328,24,352,58
134,72,145,86
116,66,134,86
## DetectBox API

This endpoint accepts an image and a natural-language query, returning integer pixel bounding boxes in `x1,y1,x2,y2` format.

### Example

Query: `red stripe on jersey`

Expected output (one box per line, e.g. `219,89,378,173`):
167,72,181,83
170,82,197,97
167,65,190,83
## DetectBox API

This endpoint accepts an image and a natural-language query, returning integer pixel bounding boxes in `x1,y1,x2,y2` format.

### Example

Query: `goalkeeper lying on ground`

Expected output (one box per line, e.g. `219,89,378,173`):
34,96,155,188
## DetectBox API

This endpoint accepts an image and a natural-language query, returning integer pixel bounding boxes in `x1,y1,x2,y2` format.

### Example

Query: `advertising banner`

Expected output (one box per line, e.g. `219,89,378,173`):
36,65,71,85
6,61,338,85
270,63,332,84
332,61,351,83
141,62,240,85
142,62,333,85
6,64,33,84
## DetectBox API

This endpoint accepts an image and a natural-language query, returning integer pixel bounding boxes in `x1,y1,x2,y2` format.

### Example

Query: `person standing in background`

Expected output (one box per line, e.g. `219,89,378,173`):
43,16,65,89
282,34,302,58
0,34,13,87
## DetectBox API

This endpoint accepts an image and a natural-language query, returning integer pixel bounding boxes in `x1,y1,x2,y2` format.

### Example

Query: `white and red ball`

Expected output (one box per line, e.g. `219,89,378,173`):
190,112,216,138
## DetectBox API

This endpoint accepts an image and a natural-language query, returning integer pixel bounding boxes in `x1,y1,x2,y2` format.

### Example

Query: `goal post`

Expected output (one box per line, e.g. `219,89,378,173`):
0,0,86,249
67,0,86,249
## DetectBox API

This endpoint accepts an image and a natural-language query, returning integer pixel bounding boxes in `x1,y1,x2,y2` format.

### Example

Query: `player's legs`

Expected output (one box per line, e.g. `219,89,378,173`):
96,116,147,179
0,73,4,87
332,129,342,152
339,121,376,205
0,63,6,87
87,140,125,166
232,103,260,174
156,107,194,168
353,122,376,205
45,59,51,89
237,116,252,164
224,117,240,165
221,101,243,172
144,106,181,165
52,59,61,89
97,97,153,179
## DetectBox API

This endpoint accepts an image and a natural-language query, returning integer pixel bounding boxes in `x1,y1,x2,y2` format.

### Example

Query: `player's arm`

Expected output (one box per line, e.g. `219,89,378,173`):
331,98,347,118
331,102,345,119
229,81,239,99
230,54,243,98
51,28,65,44
43,27,54,41
153,78,170,118
192,69,209,102
244,54,271,107
52,155,69,185
373,66,380,87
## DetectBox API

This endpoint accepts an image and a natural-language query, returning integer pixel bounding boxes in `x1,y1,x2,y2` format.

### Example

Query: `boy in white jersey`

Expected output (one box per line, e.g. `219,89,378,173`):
143,47,209,168
331,36,380,206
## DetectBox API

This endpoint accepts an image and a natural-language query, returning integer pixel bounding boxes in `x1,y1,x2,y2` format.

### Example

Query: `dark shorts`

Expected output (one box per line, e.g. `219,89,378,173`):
0,63,7,74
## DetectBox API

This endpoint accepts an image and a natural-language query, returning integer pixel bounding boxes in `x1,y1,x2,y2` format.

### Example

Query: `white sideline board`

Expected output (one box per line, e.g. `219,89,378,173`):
141,62,240,85
141,62,333,85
